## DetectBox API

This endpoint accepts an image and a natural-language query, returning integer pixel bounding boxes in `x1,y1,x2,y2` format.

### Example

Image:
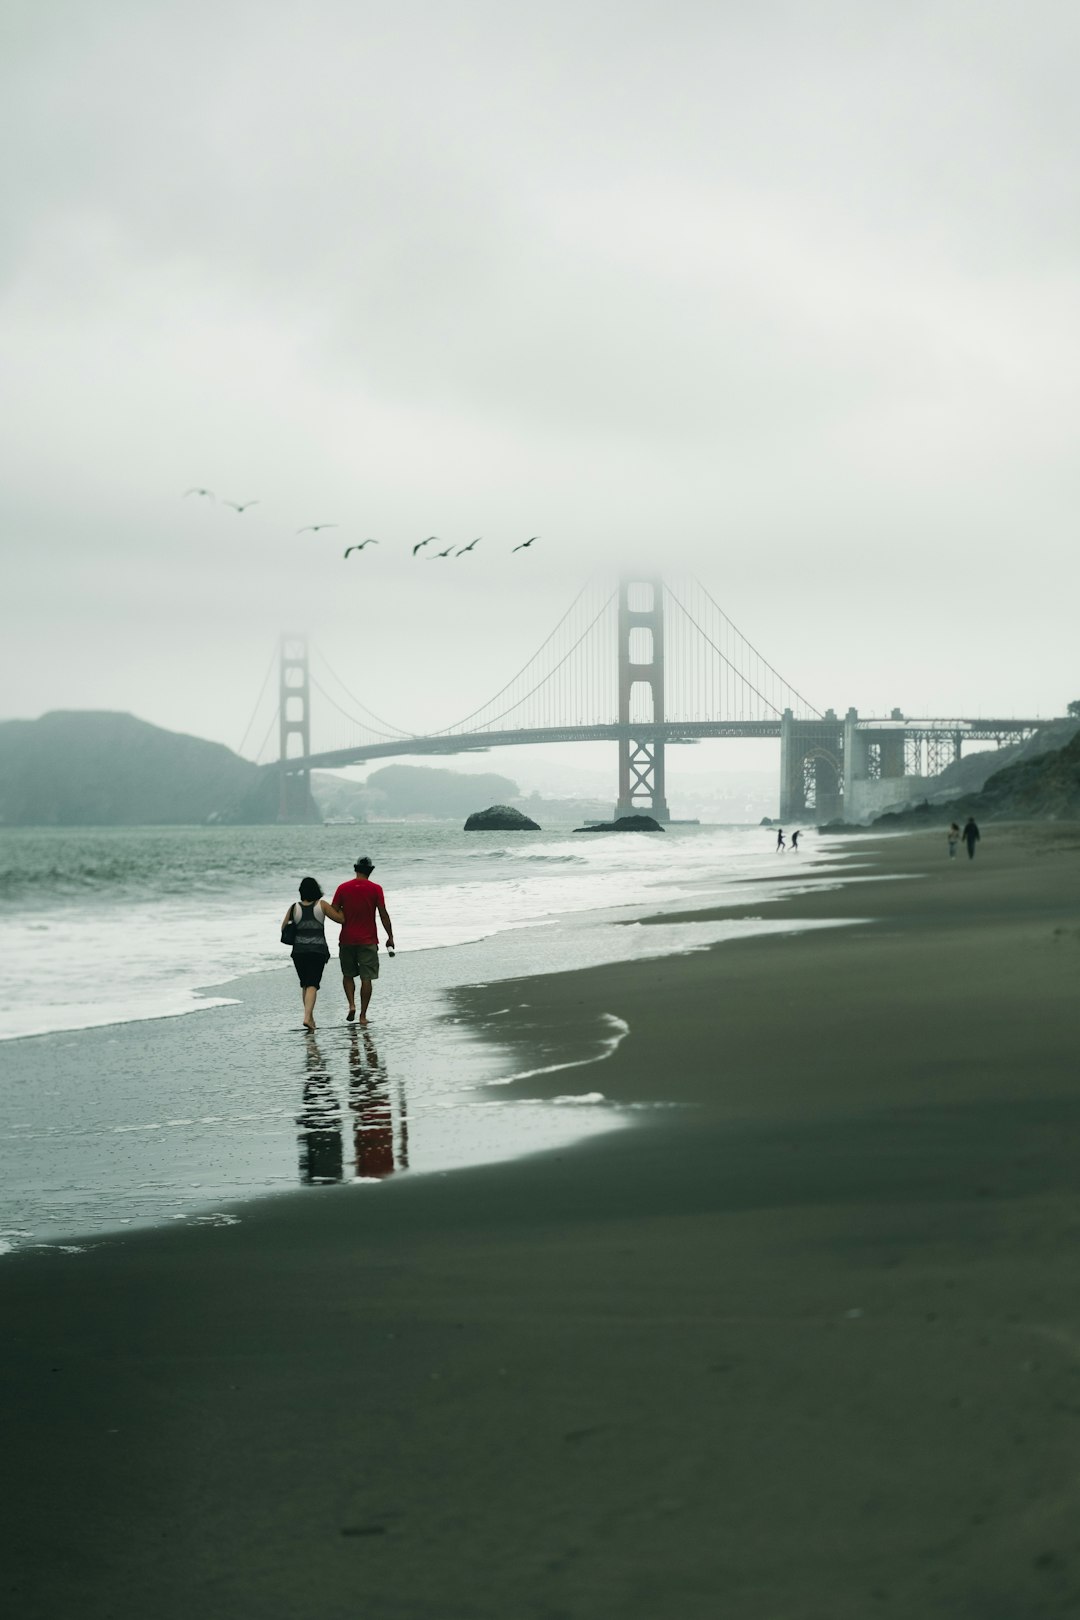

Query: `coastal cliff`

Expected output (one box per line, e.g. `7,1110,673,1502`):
875,725,1080,828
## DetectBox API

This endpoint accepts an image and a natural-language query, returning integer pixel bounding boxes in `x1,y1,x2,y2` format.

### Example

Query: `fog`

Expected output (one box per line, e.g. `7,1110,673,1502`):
4,0,1078,772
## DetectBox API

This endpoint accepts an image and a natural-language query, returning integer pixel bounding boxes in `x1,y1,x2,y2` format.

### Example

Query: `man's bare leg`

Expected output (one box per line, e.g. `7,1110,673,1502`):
343,974,356,1021
358,977,373,1025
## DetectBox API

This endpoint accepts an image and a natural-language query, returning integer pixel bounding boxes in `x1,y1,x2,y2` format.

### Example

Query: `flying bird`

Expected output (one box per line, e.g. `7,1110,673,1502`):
344,540,378,558
432,545,455,558
412,536,439,556
296,523,338,534
512,536,540,552
184,487,215,499
456,537,482,555
224,499,259,512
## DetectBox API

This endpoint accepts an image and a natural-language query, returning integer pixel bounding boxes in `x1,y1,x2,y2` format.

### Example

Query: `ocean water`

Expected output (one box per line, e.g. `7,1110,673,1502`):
0,820,833,1042
0,820,856,1249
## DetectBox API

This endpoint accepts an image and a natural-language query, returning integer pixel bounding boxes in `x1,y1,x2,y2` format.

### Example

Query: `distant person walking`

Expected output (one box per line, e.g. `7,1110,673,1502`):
963,817,981,860
947,822,961,859
282,877,343,1031
790,830,800,851
776,828,786,852
331,857,395,1025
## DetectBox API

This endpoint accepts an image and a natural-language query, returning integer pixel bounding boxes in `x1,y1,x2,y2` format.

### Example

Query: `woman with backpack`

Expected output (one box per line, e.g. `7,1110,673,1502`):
281,877,343,1031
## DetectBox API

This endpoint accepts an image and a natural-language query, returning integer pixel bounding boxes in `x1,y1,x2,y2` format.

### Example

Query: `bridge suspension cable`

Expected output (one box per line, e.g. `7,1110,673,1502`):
252,701,281,765
235,645,278,758
664,577,821,722
431,581,618,736
309,648,413,740
308,675,413,745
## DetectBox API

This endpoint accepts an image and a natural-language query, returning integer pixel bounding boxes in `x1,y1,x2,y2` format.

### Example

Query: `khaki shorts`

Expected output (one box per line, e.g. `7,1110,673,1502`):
339,943,379,980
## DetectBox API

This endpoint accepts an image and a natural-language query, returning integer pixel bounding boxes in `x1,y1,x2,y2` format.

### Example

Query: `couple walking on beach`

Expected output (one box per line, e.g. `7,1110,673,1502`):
282,856,395,1031
947,817,981,860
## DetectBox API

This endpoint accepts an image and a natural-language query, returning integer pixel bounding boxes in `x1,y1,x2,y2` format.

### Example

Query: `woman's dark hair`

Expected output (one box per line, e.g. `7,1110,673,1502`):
298,876,323,902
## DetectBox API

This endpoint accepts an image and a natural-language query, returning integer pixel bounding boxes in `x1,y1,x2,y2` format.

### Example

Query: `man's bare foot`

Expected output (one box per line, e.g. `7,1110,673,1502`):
358,1015,369,1026
346,1007,356,1022
303,1019,315,1031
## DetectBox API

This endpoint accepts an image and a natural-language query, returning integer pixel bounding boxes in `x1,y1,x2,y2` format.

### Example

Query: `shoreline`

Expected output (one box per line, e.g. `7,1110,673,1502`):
0,818,821,1048
0,835,868,1247
0,822,861,1049
4,823,1080,1617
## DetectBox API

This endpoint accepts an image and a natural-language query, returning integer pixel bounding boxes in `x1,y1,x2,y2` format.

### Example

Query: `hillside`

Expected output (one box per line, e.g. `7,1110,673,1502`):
914,718,1080,803
312,764,525,822
874,727,1080,828
0,712,279,826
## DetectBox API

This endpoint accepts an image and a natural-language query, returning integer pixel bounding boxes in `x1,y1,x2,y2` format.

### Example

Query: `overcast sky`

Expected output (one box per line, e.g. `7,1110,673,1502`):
4,0,1078,783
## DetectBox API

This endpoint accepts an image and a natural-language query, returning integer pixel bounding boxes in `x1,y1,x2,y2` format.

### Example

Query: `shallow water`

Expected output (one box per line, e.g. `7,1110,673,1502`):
0,820,819,1041
0,822,859,1249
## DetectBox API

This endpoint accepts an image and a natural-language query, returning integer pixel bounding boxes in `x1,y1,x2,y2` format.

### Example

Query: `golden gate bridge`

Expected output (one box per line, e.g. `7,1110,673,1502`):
241,575,1049,824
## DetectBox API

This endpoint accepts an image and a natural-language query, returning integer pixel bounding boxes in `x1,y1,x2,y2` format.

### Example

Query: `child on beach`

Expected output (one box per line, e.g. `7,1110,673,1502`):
947,822,960,859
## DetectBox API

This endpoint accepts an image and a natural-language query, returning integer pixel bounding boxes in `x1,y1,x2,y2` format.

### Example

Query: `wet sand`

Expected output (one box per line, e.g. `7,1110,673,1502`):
4,825,1080,1619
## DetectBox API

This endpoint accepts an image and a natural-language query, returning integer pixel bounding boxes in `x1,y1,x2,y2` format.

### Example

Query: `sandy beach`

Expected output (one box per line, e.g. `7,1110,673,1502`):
4,824,1080,1619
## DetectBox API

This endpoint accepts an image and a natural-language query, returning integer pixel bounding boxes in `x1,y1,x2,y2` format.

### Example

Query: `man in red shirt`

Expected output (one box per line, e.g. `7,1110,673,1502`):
331,857,395,1025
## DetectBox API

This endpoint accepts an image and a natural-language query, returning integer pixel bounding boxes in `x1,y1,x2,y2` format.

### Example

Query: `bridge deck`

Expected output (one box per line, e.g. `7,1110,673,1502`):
279,718,1049,774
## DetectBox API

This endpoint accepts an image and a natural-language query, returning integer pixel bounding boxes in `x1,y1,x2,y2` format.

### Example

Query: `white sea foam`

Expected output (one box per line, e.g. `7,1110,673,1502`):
484,1012,630,1086
0,822,844,1043
0,824,864,1246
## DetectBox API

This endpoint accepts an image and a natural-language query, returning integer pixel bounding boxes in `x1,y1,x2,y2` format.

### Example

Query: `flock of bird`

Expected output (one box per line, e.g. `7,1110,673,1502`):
183,489,539,560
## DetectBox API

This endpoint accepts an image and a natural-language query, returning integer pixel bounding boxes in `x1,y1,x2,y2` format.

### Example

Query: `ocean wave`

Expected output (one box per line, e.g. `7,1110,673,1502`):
460,847,585,864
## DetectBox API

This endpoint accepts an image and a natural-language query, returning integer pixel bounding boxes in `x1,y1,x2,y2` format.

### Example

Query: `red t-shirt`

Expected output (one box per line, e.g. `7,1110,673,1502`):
331,877,386,947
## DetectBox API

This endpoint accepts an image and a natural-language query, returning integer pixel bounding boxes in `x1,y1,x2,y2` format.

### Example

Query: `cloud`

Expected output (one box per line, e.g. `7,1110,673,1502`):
2,0,1079,746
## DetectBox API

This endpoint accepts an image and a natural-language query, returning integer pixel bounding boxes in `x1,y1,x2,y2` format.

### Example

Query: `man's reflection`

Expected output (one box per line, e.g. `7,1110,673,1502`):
348,1025,408,1178
296,1033,344,1184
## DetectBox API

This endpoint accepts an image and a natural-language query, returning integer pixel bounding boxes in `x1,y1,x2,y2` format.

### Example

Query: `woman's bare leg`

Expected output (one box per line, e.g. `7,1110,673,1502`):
303,985,317,1029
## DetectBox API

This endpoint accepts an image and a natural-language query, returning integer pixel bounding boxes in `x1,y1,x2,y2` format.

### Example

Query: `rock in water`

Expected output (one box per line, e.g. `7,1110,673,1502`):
463,804,541,831
574,814,665,833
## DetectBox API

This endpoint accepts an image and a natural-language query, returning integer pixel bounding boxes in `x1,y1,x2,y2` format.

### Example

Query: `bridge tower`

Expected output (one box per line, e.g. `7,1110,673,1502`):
278,633,321,824
615,576,671,823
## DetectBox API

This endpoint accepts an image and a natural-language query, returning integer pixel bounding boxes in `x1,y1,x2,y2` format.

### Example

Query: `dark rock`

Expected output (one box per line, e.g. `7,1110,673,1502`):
574,814,665,833
464,804,541,831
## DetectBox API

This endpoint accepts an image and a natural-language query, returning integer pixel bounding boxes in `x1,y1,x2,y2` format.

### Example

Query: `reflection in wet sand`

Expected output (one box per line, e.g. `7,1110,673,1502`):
297,1029,408,1186
348,1026,409,1179
296,1035,343,1184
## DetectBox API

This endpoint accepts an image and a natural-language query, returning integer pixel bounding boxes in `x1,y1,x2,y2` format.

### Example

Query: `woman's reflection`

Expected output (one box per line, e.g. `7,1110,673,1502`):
296,1033,343,1184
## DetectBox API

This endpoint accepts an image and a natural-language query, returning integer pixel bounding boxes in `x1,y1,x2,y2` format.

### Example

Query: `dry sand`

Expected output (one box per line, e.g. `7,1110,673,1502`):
4,825,1080,1619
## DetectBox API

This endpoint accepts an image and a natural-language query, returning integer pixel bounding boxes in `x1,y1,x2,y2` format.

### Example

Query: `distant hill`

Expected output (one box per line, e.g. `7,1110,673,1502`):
874,725,1080,828
310,771,609,825
0,711,280,826
335,761,521,822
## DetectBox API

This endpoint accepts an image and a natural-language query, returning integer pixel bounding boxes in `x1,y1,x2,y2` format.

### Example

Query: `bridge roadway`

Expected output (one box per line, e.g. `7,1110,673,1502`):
281,717,1045,775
